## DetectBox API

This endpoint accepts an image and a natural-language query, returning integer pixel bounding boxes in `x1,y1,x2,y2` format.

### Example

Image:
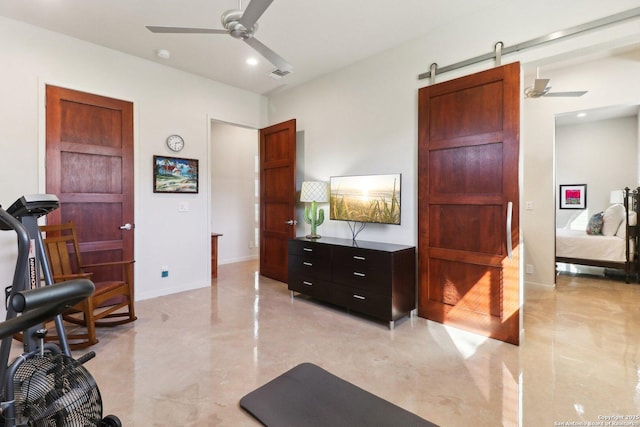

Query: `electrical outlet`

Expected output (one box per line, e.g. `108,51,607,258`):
526,264,534,274
526,201,534,210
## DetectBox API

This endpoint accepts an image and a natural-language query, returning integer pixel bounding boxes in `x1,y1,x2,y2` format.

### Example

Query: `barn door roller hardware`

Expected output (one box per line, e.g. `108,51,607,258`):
418,7,640,81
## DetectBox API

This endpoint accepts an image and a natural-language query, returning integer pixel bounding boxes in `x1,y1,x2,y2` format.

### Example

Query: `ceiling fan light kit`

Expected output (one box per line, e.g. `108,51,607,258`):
222,9,257,39
146,0,292,75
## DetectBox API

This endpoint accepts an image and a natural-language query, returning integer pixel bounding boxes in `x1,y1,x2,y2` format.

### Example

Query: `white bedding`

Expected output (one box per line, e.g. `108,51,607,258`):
556,228,630,263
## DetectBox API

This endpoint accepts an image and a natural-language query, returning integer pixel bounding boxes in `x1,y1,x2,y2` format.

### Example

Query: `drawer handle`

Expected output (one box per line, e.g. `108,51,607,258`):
303,281,313,286
353,256,366,260
303,248,313,252
303,262,313,266
353,272,365,277
353,294,366,300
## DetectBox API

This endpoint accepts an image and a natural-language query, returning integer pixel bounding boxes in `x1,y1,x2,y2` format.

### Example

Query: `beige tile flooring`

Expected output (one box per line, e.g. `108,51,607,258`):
20,261,640,426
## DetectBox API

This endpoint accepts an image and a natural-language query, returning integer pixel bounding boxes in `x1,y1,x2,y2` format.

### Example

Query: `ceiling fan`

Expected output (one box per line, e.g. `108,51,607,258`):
146,0,292,74
524,68,587,99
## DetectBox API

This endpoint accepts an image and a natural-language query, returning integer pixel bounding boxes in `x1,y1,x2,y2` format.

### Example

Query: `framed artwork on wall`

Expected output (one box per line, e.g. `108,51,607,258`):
559,184,587,209
153,155,199,193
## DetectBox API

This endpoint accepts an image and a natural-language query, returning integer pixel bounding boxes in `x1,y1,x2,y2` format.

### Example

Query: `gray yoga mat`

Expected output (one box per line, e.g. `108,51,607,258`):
240,363,438,427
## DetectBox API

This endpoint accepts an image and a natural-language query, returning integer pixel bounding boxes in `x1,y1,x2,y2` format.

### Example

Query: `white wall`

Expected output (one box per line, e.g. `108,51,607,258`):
0,16,267,308
273,61,419,244
210,122,259,264
267,1,640,287
556,116,638,229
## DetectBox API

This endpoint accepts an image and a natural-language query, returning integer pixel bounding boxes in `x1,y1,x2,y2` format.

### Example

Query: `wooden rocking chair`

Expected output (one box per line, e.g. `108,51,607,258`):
40,220,137,349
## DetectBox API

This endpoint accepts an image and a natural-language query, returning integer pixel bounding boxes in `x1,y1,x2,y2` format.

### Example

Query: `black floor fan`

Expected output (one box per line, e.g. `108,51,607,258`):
12,352,114,426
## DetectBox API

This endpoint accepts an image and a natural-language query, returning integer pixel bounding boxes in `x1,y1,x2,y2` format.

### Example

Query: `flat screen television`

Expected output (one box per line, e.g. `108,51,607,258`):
330,173,401,225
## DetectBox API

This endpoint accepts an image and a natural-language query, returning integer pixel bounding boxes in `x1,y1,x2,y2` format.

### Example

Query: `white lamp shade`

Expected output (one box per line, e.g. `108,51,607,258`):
300,181,329,203
610,189,624,204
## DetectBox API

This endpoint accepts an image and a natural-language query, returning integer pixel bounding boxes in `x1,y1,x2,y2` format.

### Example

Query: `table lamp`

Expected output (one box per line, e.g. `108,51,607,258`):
610,189,624,205
300,181,329,239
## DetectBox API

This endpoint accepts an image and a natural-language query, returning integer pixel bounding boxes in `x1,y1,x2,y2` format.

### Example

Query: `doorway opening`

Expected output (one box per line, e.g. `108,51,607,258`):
210,120,260,266
209,118,297,283
554,104,640,279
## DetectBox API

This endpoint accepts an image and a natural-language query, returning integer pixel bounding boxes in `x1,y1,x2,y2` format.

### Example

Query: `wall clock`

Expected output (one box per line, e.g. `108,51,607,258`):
166,134,184,152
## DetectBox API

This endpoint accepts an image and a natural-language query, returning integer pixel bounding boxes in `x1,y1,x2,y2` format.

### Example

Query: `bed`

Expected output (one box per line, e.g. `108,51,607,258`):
556,187,640,283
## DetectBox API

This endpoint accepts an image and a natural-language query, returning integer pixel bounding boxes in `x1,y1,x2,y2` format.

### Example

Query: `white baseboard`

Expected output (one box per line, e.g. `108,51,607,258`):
219,255,258,265
136,280,210,301
524,280,555,289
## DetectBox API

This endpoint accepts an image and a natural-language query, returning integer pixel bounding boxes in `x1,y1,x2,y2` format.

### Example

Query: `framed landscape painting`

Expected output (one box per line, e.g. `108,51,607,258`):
153,155,199,193
559,184,586,209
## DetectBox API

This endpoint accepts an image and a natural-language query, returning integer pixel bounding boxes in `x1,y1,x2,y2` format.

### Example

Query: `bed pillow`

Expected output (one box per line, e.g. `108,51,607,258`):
603,203,626,236
616,211,637,237
586,212,604,235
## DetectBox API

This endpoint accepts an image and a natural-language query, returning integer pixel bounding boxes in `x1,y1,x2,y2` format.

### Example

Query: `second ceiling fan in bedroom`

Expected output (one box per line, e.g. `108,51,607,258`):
524,68,587,99
146,0,292,75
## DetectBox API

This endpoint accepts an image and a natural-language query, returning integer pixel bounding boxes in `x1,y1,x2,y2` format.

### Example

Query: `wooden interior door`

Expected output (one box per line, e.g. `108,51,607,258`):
46,85,134,283
417,63,520,345
259,119,297,282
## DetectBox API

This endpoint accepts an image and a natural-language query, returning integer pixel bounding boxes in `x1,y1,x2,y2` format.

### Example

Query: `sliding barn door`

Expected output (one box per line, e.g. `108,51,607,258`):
417,62,520,345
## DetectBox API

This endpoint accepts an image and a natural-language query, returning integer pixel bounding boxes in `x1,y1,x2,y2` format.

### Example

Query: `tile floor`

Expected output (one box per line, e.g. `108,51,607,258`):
20,261,640,426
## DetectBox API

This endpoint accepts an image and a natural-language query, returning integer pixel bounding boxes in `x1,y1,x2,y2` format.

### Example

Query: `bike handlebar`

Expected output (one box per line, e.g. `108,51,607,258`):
0,279,95,340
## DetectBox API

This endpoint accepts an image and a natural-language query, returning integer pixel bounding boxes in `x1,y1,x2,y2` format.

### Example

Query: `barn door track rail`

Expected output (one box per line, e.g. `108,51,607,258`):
419,7,640,81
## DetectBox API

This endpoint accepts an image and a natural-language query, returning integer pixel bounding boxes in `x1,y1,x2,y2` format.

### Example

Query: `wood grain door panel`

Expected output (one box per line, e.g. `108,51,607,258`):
429,143,504,194
427,79,504,141
429,205,503,254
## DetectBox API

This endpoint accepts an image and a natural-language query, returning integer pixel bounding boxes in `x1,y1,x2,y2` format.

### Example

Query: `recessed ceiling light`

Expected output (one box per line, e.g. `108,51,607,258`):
246,57,259,66
156,49,171,59
576,112,587,118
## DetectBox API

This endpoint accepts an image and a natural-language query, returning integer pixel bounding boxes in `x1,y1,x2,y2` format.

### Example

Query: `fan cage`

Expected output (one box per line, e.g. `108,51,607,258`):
11,353,102,426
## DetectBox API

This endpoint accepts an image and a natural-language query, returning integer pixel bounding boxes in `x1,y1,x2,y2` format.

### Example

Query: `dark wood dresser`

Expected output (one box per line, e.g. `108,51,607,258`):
288,237,416,329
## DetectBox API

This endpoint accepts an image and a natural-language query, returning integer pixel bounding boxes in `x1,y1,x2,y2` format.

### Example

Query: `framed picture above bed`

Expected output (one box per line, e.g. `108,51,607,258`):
559,184,587,209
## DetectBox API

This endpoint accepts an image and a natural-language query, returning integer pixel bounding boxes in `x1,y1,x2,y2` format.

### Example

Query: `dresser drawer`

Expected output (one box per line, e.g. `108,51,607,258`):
289,240,331,259
288,254,331,281
332,246,389,263
333,285,391,320
331,247,390,291
288,274,332,300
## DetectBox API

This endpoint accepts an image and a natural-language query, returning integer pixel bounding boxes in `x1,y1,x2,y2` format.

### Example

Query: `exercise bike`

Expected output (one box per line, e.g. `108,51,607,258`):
0,201,121,426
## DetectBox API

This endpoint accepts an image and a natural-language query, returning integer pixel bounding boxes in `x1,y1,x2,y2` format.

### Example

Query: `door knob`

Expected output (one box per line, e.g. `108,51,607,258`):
285,220,297,225
119,223,133,230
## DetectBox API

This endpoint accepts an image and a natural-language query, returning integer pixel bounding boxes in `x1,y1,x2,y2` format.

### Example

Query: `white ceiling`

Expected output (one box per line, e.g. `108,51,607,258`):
0,0,507,95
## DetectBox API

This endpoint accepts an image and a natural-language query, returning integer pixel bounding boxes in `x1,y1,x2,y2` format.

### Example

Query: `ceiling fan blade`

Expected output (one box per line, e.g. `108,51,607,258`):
244,37,292,72
544,91,588,97
239,0,274,29
146,26,228,34
533,78,550,93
